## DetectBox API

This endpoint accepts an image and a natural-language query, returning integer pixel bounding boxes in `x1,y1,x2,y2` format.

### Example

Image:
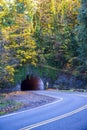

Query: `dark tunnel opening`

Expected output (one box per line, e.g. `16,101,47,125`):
21,75,44,91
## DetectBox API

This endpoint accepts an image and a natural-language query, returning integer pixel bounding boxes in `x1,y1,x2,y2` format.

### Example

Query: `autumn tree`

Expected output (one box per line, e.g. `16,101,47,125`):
0,0,13,86
0,0,84,89
33,0,55,65
0,0,37,87
51,0,80,68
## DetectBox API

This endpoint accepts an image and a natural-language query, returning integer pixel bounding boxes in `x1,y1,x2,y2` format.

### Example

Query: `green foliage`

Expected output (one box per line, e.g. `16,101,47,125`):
0,94,23,115
76,0,87,67
1,0,87,90
33,0,80,69
0,0,37,88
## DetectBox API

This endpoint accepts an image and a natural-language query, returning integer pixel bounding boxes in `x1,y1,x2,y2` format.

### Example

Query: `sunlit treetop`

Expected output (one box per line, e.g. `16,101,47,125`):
4,0,14,3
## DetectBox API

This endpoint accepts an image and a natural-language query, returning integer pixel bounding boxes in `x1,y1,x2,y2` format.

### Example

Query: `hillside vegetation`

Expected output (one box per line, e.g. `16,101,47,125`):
0,0,87,90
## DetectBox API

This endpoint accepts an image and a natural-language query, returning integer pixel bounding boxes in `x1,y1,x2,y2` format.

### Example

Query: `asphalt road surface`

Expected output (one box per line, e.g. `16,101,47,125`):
0,91,87,130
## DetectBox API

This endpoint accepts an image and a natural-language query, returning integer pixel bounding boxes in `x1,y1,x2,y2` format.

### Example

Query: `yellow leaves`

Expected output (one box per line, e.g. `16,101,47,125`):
30,44,36,49
56,0,80,29
47,24,51,29
0,12,5,18
18,0,23,2
5,65,15,73
0,10,6,18
0,0,37,85
25,55,32,60
17,50,25,55
4,65,15,82
3,75,14,82
5,65,15,82
50,0,55,14
31,51,37,56
20,59,26,63
22,32,30,37
9,44,19,49
31,61,36,66
30,40,36,46
4,41,19,51
0,0,5,5
4,46,9,50
0,0,8,18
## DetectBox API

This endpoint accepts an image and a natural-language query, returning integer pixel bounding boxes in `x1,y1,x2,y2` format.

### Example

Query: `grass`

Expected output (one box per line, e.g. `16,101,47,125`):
0,94,24,116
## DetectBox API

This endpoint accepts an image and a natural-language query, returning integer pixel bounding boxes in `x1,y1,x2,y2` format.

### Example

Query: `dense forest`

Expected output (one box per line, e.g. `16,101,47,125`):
0,0,87,89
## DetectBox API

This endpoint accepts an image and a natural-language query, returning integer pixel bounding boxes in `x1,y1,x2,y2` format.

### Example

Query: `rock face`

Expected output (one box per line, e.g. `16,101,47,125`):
21,75,44,91
54,73,87,89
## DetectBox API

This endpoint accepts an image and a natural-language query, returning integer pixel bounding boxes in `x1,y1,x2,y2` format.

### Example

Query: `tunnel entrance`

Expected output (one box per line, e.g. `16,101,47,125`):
21,75,44,91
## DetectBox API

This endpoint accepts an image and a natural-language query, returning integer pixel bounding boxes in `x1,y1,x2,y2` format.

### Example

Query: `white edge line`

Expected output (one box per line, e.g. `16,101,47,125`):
75,94,87,98
20,105,87,130
0,96,63,119
0,93,87,119
20,93,87,130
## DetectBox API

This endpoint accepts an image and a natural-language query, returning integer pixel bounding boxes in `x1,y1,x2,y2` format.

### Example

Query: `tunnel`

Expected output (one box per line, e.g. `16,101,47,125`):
21,75,44,91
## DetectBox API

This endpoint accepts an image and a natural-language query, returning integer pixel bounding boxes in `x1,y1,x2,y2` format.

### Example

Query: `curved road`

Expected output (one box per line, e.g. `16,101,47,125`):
0,91,87,130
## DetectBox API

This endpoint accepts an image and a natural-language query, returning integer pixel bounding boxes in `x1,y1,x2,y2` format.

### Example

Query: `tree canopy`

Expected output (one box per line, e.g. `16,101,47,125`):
0,0,87,89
